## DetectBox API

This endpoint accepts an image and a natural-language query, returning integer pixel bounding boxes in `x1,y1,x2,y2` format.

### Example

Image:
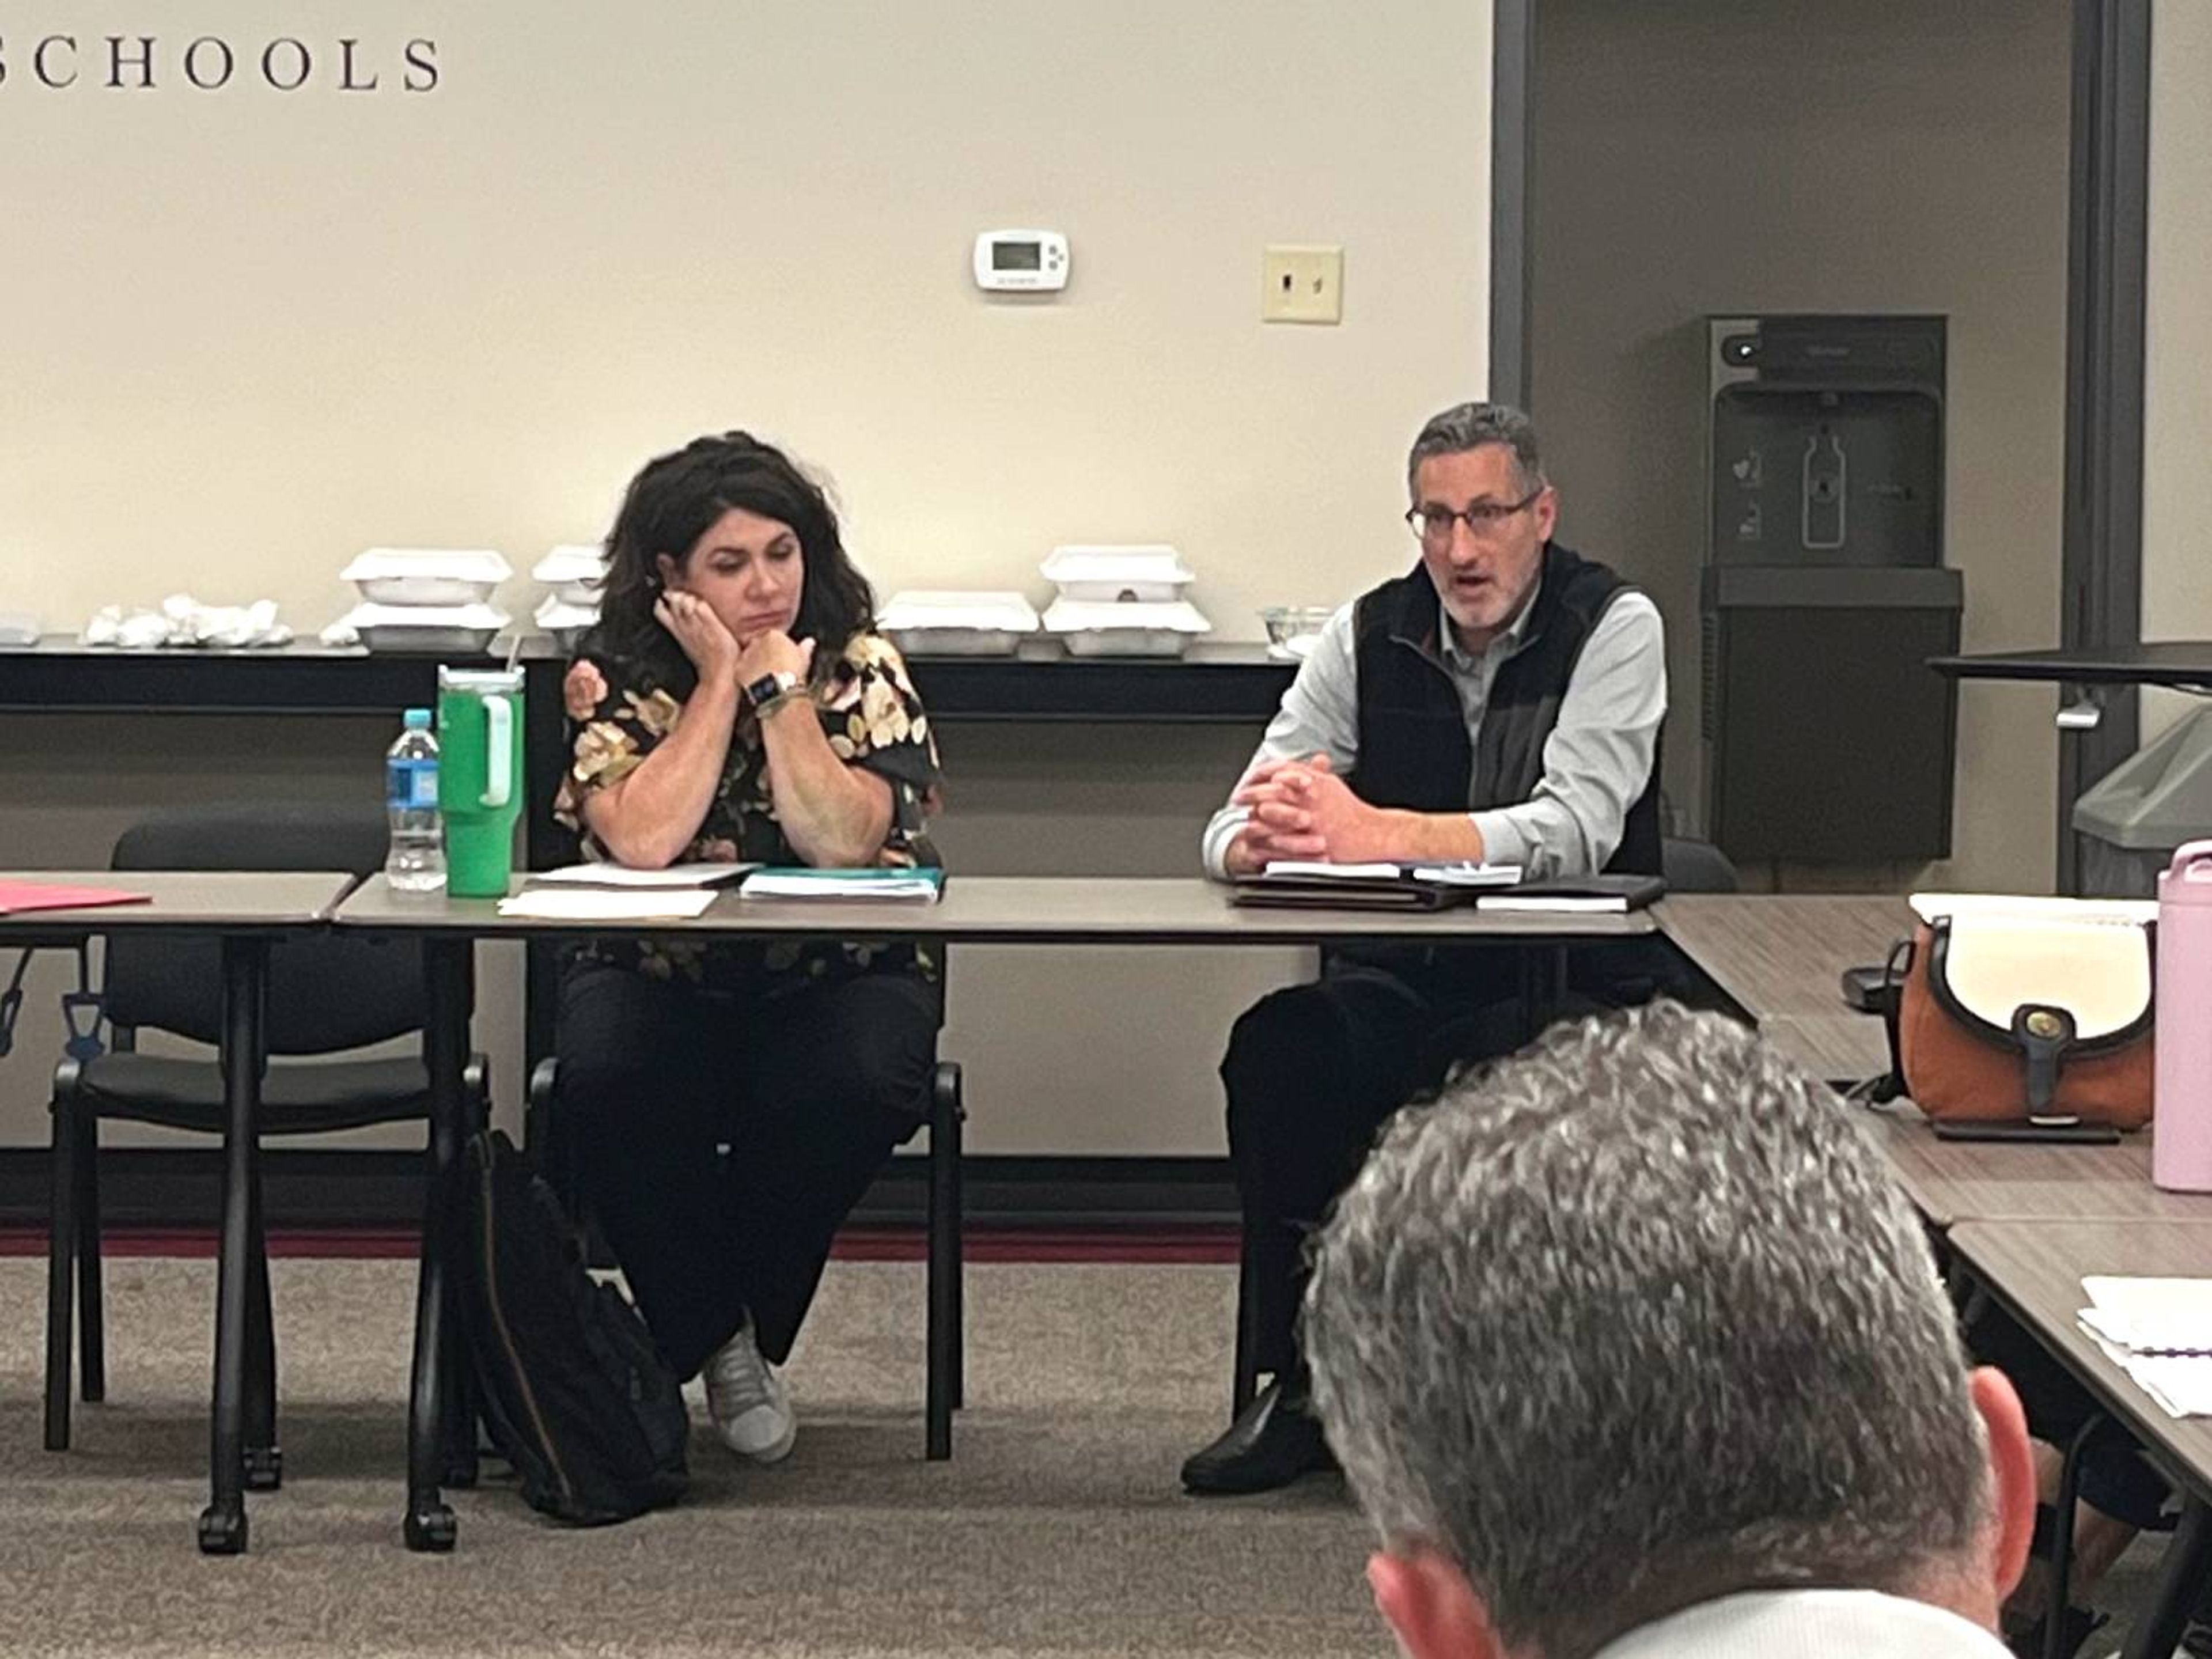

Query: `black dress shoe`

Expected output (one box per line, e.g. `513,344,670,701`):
1180,1377,1336,1496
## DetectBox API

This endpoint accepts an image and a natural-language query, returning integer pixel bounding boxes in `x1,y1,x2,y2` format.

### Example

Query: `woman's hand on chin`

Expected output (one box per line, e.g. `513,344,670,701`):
734,630,815,689
656,590,743,687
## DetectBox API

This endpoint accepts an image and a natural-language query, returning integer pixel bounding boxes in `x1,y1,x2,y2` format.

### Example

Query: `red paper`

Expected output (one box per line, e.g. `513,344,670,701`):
0,881,154,916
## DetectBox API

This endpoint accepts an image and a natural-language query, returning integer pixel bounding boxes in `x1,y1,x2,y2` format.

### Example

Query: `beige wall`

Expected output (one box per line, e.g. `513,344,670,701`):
0,1,1488,1156
2142,0,2212,738
1,0,1487,641
1529,0,2072,892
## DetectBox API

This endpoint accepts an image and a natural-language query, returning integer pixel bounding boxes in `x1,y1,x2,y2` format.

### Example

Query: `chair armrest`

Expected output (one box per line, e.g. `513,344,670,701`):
50,1055,88,1111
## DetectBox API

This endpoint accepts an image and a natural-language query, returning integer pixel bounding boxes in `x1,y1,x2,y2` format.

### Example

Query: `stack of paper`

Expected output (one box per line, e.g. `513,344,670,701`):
740,867,944,903
1475,873,1668,914
496,888,717,922
1262,861,1522,887
2077,1277,2212,1417
531,861,755,889
495,860,748,921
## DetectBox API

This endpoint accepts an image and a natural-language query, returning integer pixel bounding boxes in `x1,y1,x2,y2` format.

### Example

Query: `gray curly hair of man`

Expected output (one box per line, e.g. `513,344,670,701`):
1302,1002,1988,1659
1406,402,1546,498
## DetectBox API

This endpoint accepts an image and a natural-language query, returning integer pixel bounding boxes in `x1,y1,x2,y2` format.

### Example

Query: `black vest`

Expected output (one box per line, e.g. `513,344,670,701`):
1349,542,1663,876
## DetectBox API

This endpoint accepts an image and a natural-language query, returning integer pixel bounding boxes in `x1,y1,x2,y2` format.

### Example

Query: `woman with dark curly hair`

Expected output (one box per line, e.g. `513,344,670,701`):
552,430,943,1465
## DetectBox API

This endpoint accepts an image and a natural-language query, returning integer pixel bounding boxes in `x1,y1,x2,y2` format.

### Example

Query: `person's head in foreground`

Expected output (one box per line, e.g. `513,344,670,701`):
1302,1002,2036,1659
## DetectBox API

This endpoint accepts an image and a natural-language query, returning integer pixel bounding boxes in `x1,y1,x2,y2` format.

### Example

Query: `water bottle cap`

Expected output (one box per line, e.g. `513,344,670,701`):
403,708,432,729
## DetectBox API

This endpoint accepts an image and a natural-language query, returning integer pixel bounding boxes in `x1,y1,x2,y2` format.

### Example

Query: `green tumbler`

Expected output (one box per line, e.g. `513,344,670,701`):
436,665,525,897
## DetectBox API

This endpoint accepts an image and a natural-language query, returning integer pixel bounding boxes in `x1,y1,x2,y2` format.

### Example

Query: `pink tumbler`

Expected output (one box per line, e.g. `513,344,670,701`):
2155,839,2212,1191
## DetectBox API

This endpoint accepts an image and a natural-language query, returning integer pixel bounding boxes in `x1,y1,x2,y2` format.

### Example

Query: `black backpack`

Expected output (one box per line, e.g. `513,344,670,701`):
454,1130,690,1525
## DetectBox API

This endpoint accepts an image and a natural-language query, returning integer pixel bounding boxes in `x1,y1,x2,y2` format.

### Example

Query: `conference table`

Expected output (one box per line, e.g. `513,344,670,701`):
1649,896,2209,1221
0,871,354,1556
1657,895,2212,1652
333,871,1655,1550
1855,1108,2212,1229
1650,892,1908,1083
1953,1222,2212,1659
25,871,2212,1618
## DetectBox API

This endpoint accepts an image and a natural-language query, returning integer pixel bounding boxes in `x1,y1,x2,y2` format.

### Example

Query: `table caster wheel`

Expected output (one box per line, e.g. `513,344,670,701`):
198,1505,248,1555
404,1501,457,1553
244,1446,283,1491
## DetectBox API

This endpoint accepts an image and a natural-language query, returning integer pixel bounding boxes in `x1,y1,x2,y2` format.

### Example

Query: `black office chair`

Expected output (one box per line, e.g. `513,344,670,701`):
525,1052,967,1459
1661,834,1740,894
44,804,490,1476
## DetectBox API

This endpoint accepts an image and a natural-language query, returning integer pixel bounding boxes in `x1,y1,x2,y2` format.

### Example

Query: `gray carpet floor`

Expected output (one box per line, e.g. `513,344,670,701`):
0,1256,1382,1658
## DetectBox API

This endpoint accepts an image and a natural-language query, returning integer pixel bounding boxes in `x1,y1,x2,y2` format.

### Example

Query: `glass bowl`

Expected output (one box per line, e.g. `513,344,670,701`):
1259,605,1334,661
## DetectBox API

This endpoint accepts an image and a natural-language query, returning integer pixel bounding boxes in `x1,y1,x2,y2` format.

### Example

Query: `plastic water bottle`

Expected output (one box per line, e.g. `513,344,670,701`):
385,708,448,894
2155,839,2212,1190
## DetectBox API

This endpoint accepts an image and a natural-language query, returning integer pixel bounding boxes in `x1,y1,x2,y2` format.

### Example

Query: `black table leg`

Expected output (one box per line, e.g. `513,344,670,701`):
241,1149,281,1493
199,935,266,1556
520,654,574,1094
2045,1413,2123,1659
1517,942,1569,1043
46,1085,78,1453
2122,1494,2212,1659
925,1066,960,1463
403,935,471,1553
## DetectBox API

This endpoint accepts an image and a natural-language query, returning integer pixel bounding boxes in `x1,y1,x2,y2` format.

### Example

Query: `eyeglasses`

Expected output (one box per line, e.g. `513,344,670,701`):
1406,487,1546,546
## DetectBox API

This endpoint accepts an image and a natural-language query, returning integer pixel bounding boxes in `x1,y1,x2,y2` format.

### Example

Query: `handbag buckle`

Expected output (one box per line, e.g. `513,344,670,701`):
2012,1003,2077,1115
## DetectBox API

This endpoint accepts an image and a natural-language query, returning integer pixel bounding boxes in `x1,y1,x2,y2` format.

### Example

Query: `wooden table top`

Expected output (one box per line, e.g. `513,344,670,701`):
1654,894,1911,1081
1951,1219,2212,1499
0,872,355,937
1855,1105,2212,1227
1762,1013,1892,1085
1655,895,1913,1018
335,873,1658,945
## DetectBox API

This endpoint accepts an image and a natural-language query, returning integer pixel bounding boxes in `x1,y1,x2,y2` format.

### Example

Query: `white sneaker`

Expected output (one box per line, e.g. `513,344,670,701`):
703,1317,796,1464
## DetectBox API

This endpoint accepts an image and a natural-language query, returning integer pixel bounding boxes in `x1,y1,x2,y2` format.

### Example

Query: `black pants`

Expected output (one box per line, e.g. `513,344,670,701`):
555,963,940,1378
1224,939,1695,1378
1223,948,1533,1378
1969,1297,2173,1532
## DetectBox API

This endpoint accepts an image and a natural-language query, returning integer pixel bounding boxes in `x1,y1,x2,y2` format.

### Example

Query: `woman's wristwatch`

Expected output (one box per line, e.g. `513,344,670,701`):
744,669,803,714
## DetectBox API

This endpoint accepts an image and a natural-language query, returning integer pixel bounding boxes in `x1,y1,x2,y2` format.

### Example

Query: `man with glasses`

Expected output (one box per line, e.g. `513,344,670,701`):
1182,400,1666,1496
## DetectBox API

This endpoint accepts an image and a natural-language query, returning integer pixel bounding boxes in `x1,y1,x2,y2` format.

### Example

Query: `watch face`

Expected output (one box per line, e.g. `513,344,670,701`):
747,673,783,706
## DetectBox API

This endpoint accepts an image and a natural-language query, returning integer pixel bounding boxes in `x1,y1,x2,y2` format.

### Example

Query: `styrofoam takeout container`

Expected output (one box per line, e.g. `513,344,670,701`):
878,590,1040,657
1040,545,1194,603
340,602,509,654
340,548,512,607
1041,597,1211,658
533,544,608,607
535,596,599,653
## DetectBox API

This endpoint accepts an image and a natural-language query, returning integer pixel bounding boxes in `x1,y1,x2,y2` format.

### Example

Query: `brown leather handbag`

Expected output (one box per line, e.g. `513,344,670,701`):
1880,897,2156,1129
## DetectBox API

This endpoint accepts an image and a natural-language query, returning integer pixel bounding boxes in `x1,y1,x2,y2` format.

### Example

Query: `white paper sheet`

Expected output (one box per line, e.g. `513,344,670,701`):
2080,1277,2212,1354
2077,1275,2212,1418
529,861,755,889
1258,861,1521,885
738,870,942,902
1410,863,1525,888
495,888,718,921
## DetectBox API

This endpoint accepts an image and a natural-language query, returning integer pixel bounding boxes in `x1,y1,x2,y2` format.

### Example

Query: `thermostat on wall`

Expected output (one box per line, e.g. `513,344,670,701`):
973,229,1069,293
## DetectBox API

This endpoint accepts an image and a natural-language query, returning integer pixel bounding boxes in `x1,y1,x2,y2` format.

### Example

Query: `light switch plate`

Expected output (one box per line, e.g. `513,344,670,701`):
1262,245,1343,324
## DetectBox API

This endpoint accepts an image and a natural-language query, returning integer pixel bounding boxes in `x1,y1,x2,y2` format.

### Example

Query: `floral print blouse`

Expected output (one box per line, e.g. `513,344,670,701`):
554,630,943,993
